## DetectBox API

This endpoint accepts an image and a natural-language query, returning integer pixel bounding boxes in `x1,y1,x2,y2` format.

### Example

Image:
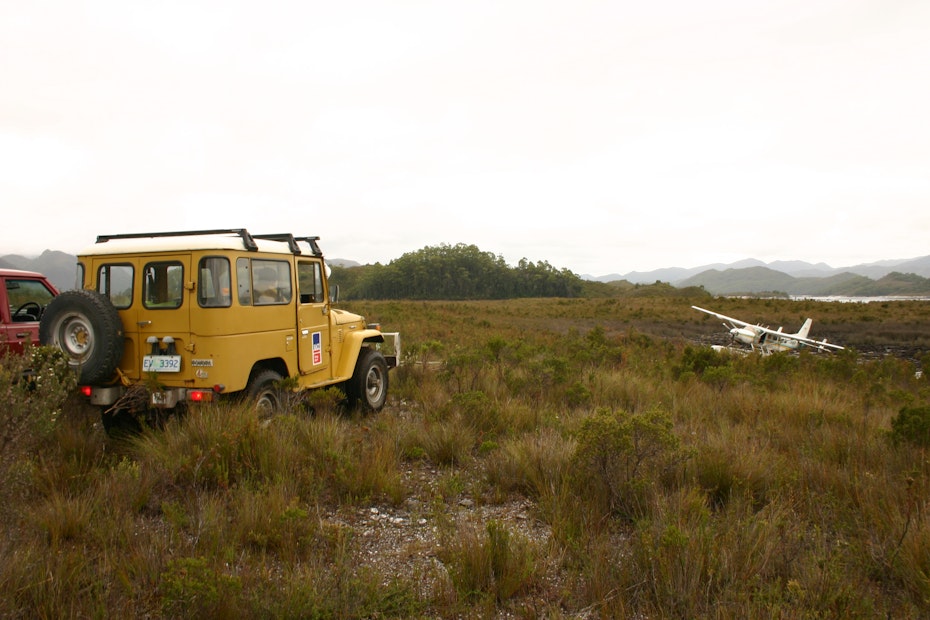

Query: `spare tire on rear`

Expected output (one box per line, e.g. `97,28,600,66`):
40,289,124,384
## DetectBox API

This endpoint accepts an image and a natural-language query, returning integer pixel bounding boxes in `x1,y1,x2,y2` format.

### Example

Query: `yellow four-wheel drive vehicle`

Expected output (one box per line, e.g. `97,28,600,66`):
39,229,399,429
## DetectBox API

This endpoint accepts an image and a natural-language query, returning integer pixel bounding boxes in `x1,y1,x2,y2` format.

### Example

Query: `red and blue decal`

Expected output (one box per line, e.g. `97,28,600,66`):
312,331,322,365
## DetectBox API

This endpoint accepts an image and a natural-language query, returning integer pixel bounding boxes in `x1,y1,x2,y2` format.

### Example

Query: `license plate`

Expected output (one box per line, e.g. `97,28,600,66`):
143,355,182,372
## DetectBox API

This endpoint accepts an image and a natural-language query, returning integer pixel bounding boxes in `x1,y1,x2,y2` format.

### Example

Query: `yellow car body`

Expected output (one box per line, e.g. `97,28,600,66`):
42,229,398,414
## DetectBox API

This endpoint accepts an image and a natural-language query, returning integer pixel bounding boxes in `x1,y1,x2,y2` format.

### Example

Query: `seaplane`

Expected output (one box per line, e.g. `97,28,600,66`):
692,305,844,355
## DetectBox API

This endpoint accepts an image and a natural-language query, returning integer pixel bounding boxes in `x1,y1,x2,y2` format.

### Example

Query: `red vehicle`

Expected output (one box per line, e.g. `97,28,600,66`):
0,268,59,355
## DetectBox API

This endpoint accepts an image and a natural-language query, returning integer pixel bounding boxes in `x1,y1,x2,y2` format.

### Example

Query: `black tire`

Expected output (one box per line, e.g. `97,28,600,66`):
246,369,285,420
39,289,124,384
348,349,389,412
101,406,142,437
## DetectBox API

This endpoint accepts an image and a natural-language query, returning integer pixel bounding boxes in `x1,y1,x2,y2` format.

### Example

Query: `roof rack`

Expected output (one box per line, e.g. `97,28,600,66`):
252,234,323,256
296,236,323,257
94,229,324,255
96,229,260,251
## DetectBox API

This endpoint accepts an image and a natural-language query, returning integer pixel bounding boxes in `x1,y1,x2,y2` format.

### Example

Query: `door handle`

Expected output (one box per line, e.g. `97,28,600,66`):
138,321,152,327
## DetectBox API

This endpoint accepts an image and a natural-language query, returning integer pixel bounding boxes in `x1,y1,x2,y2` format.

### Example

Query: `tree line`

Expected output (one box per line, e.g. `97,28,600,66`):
329,243,589,300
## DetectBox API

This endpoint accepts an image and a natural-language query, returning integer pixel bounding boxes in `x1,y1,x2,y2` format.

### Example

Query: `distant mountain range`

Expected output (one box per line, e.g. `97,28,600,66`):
0,250,79,292
589,255,930,296
4,250,930,297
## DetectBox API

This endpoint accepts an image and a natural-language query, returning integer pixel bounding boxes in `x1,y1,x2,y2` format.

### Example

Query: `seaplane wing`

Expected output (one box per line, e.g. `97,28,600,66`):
691,305,844,354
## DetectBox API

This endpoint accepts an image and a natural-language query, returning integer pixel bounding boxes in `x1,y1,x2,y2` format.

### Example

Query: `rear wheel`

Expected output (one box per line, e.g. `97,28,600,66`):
348,349,388,412
246,369,285,421
101,405,142,437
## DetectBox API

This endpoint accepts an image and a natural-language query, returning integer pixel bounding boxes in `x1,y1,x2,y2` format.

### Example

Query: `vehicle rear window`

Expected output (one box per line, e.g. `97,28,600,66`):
98,264,134,309
143,262,184,309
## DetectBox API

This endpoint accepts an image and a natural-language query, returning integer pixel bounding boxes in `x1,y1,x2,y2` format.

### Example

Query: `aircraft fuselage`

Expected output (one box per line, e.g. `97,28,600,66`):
730,326,800,353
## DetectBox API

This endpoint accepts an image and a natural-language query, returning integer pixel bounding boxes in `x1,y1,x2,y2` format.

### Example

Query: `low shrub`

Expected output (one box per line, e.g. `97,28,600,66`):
571,406,690,521
0,345,76,477
890,405,930,446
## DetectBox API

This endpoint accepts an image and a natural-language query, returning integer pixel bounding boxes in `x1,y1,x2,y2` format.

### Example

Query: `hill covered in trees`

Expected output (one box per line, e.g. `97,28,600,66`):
330,243,595,300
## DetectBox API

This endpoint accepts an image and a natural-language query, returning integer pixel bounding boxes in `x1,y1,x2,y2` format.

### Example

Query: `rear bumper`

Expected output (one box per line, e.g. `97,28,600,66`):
86,385,218,408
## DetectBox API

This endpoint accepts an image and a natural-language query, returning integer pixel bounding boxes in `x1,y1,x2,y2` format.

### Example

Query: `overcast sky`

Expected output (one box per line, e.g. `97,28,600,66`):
2,1,928,276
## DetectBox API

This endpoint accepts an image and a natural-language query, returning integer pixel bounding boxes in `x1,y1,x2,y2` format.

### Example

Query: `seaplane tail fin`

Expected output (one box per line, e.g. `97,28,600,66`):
796,318,813,339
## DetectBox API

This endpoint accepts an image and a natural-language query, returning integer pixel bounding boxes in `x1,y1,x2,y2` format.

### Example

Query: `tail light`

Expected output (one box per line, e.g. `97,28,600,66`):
188,385,224,403
189,390,212,403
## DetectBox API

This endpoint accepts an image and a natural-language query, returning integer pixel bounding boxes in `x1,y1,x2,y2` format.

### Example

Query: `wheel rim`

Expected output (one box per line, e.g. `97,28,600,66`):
364,365,385,404
58,312,94,359
255,389,279,419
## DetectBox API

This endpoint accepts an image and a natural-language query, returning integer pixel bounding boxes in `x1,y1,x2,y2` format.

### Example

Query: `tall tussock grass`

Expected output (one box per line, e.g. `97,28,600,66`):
437,519,547,608
2,297,930,616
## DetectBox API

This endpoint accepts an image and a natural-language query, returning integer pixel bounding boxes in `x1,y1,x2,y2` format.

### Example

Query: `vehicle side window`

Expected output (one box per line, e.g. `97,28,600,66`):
76,263,85,290
252,259,292,305
6,279,56,322
98,264,134,309
143,262,184,309
198,257,231,308
298,261,324,304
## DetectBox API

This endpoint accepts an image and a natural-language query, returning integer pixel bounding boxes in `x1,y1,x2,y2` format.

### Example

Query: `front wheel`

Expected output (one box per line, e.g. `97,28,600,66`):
348,349,389,412
246,369,285,421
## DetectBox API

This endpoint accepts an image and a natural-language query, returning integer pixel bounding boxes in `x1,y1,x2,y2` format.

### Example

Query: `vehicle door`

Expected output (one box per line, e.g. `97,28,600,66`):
96,255,191,378
296,258,331,379
1,275,57,354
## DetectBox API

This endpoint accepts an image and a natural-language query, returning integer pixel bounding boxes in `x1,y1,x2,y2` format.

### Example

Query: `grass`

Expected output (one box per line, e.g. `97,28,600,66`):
2,296,930,617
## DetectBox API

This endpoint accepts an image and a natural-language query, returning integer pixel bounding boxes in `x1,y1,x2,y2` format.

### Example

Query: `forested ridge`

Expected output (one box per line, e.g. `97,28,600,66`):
330,243,591,300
